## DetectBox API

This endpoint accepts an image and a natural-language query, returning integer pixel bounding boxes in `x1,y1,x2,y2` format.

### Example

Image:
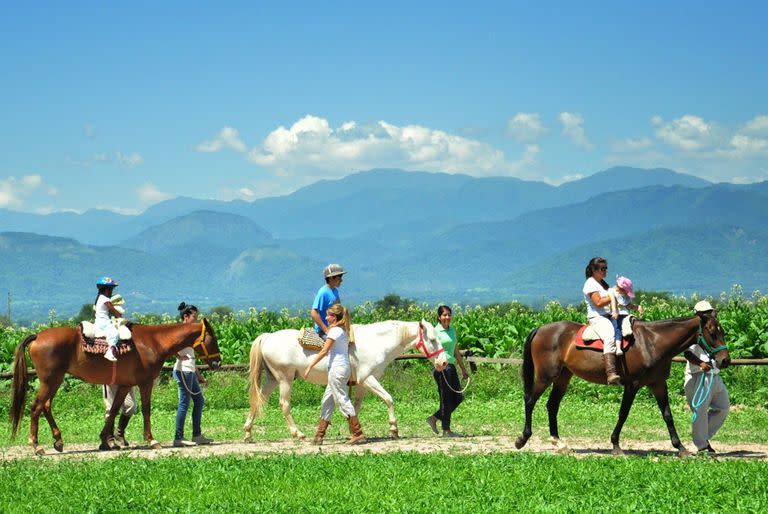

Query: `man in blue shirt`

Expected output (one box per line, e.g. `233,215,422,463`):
311,264,346,337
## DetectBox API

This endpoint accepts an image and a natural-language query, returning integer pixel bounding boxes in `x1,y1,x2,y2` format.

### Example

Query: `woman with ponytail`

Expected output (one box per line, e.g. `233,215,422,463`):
303,303,364,445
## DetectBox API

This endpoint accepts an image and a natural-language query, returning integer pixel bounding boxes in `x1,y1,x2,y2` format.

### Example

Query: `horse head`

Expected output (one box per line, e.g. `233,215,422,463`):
696,310,731,369
416,319,448,371
193,318,222,369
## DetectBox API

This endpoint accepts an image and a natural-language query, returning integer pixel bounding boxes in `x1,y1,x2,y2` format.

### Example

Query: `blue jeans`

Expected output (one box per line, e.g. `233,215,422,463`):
604,313,625,341
173,370,204,440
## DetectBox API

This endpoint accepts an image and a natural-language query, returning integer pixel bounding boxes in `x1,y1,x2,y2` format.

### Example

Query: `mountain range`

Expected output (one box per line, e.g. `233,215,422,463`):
1,166,766,322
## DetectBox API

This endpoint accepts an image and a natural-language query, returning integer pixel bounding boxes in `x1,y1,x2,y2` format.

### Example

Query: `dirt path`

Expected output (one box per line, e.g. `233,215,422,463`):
2,435,767,462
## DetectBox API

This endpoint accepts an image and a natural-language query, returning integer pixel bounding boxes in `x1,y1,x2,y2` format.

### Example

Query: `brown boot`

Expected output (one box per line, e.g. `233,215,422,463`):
603,353,621,385
347,415,365,445
115,414,131,447
313,418,331,445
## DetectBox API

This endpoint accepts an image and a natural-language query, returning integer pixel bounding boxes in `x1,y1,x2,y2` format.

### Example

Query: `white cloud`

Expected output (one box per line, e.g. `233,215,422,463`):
241,115,535,178
559,112,594,149
66,151,144,168
612,137,653,152
653,114,715,151
0,174,52,208
506,113,547,142
196,126,248,153
743,115,768,134
116,152,144,168
136,183,171,205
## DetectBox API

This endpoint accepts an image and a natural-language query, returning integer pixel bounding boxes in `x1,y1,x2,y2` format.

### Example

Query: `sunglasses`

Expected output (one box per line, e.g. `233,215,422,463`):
598,266,608,271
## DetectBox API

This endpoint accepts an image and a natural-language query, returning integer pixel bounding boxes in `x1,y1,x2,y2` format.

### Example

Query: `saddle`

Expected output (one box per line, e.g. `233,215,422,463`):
298,328,325,351
575,316,635,353
78,322,134,356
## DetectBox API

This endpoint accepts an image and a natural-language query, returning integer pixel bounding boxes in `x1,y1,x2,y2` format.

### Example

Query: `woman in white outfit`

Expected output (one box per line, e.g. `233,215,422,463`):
582,257,621,385
303,303,364,445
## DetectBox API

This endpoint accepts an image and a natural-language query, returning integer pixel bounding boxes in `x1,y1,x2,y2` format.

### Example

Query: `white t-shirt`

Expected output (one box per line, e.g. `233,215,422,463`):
174,347,197,373
94,294,111,324
326,326,350,368
583,277,609,319
608,287,631,315
684,343,719,380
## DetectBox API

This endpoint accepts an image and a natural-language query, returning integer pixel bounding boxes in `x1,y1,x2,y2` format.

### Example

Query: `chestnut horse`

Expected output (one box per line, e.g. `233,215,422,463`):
514,310,730,456
9,319,221,455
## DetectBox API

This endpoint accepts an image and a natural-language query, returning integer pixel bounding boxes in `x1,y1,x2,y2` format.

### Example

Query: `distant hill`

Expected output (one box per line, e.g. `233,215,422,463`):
4,167,768,322
119,210,273,253
0,166,714,242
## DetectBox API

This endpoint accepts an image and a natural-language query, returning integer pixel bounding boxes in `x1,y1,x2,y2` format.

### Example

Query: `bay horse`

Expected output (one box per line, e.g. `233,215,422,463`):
9,319,221,455
514,310,730,456
243,320,448,441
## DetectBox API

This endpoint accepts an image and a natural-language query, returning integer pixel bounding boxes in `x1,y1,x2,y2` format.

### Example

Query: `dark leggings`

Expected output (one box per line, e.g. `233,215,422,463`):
432,364,464,431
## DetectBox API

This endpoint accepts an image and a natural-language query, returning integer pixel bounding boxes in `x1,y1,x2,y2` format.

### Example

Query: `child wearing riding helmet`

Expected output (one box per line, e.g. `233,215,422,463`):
303,303,365,445
607,275,645,356
94,277,122,361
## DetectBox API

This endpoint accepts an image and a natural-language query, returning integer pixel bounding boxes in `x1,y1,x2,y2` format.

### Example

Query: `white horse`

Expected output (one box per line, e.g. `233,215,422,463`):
243,319,448,441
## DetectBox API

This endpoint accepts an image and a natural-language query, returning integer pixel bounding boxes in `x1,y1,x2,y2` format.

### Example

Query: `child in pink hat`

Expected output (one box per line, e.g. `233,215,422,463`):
608,275,645,356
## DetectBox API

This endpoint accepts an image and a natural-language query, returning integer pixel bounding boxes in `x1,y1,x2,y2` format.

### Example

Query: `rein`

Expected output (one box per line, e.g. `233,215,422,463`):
415,325,446,359
192,320,220,361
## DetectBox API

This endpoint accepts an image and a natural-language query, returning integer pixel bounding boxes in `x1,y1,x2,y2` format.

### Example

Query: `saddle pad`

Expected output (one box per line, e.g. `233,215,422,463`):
298,328,325,351
81,339,133,356
574,325,633,353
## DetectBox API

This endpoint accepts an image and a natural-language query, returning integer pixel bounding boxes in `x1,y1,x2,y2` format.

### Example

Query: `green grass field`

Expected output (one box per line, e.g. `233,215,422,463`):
1,362,767,513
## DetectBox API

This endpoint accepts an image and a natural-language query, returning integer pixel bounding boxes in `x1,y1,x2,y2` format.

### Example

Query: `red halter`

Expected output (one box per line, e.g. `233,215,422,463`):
415,325,445,359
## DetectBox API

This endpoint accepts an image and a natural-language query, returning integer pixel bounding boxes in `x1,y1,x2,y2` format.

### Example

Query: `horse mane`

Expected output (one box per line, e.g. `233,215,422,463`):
639,315,695,327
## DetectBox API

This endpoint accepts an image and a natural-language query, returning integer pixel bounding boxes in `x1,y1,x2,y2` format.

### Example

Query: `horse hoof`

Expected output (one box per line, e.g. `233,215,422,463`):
678,448,692,458
150,440,162,449
53,440,64,452
34,446,46,456
611,447,625,457
389,430,399,439
243,436,253,444
514,437,527,450
98,442,112,451
296,433,306,440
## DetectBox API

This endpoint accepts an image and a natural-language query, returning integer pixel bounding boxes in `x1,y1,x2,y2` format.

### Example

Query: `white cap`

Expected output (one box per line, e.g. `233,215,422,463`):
323,263,346,279
694,300,714,313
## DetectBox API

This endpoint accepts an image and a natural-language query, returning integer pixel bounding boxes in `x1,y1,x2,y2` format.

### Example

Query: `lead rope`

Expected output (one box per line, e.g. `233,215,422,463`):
690,368,715,423
179,367,204,396
440,370,471,394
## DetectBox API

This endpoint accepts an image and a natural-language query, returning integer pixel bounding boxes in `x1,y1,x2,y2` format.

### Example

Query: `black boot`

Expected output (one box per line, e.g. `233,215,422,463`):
115,414,131,447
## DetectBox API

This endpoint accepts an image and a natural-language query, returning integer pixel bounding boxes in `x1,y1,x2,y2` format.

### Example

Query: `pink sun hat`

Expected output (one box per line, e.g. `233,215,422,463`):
615,275,635,298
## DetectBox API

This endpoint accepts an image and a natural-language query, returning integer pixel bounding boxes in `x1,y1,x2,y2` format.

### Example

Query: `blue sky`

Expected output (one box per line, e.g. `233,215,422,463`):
2,1,766,214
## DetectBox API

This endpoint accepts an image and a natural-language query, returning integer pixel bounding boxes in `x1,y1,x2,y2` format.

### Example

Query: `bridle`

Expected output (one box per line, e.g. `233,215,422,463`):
192,320,221,361
415,324,445,359
696,316,728,359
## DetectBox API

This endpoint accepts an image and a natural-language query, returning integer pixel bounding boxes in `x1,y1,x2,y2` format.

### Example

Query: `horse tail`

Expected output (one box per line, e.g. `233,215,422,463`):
520,328,538,399
10,334,36,440
247,334,267,416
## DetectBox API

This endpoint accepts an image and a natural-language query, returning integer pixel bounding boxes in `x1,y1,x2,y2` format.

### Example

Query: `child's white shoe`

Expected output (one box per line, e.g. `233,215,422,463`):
615,342,623,357
104,347,117,361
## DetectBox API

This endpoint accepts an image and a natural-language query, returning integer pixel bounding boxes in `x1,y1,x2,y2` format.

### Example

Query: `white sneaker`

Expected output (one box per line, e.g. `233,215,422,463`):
191,435,213,445
615,341,624,356
173,439,196,447
104,348,117,361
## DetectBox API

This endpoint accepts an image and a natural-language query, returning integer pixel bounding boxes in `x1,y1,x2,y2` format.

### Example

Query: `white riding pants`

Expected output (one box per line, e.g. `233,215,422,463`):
320,362,356,420
96,319,120,346
588,315,617,353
